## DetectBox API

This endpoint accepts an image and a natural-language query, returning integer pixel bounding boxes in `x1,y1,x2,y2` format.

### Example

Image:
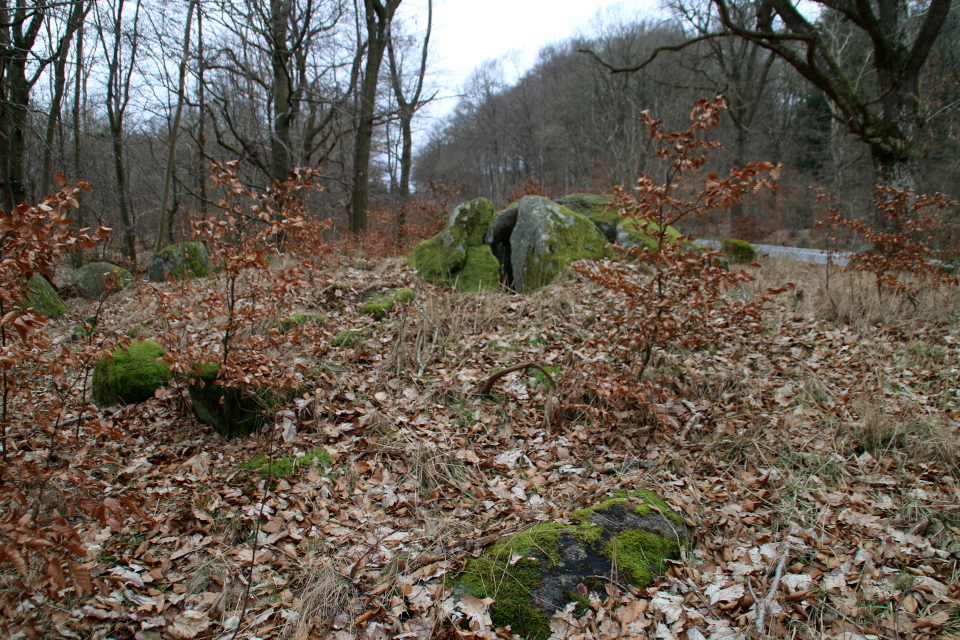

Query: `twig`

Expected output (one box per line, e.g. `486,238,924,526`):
479,362,557,396
755,543,791,634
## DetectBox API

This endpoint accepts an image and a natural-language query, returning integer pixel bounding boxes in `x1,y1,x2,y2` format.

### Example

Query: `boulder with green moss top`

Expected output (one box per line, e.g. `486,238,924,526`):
148,242,210,282
555,193,620,243
187,362,296,438
91,340,170,406
408,198,499,292
361,287,415,319
722,238,758,264
616,217,686,252
74,262,134,300
455,489,688,640
507,196,609,293
24,274,67,318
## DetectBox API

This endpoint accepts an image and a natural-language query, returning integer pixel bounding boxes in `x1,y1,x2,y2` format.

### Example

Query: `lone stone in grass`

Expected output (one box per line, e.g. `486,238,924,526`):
148,242,211,282
74,262,134,300
454,489,688,640
24,274,67,318
722,238,759,264
92,340,170,406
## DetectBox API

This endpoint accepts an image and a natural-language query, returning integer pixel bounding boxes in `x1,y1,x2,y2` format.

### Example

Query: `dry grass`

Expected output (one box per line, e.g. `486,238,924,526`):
285,559,357,640
846,393,959,468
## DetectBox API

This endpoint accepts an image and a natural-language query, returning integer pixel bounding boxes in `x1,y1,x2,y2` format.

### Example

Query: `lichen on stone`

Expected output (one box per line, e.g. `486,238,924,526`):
74,262,134,300
92,340,170,406
149,242,211,282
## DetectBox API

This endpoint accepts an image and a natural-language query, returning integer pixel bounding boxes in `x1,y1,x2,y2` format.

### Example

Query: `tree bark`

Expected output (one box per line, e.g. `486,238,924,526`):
349,0,403,233
155,0,197,253
70,15,86,268
40,1,87,198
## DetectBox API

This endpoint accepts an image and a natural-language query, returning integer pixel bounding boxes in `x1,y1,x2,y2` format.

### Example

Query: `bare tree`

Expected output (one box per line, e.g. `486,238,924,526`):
349,0,402,233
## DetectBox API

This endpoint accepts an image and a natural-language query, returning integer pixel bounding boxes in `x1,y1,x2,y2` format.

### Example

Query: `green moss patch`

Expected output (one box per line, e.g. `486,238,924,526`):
276,312,326,333
456,489,688,639
239,446,334,480
332,327,374,348
722,238,758,264
555,193,619,242
24,274,67,318
92,340,170,406
361,288,415,319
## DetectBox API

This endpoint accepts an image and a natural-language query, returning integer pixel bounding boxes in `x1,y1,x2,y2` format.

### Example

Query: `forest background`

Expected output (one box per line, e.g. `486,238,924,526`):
2,0,957,263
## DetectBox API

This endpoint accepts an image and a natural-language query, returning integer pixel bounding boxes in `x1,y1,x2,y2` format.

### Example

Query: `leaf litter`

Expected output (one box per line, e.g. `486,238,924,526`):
2,254,959,640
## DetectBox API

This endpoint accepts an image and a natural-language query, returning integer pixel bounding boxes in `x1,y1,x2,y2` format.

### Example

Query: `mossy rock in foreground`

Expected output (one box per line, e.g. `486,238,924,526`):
24,274,67,318
92,340,170,406
148,242,211,282
188,363,298,439
455,489,688,640
722,238,758,264
74,262,134,300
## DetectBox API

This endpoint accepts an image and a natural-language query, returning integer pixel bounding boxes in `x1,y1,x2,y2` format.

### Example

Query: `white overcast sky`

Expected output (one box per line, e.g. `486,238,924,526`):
396,0,667,127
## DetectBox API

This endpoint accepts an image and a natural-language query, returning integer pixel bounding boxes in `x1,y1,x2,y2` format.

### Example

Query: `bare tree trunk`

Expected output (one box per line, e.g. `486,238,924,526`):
349,0,402,233
70,7,87,268
155,0,197,253
270,0,293,182
40,1,87,197
101,0,143,267
196,1,207,217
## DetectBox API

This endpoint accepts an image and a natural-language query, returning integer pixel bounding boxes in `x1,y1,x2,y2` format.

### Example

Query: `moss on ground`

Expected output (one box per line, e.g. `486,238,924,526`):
607,529,681,586
92,340,170,406
240,446,334,479
332,327,375,348
276,312,326,332
722,238,758,264
361,288,415,319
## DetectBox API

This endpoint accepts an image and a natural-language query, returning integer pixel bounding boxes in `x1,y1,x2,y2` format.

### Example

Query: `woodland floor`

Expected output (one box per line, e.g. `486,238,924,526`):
4,254,960,640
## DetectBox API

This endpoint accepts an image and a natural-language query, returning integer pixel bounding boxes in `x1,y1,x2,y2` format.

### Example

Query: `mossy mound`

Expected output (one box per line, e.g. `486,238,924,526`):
91,340,170,406
188,363,296,438
456,489,688,640
407,198,499,292
332,327,375,348
555,194,619,243
722,238,759,264
275,312,326,333
512,196,608,293
148,242,211,282
361,288,415,319
24,274,67,318
74,262,134,300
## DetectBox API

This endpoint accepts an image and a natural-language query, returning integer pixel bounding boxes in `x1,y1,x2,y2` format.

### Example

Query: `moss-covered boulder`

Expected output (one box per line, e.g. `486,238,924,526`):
24,274,67,318
407,198,500,292
361,288,415,319
148,242,210,282
187,363,295,438
555,193,620,243
456,489,688,640
722,238,758,264
509,196,608,293
91,340,170,406
74,262,133,300
616,217,686,252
